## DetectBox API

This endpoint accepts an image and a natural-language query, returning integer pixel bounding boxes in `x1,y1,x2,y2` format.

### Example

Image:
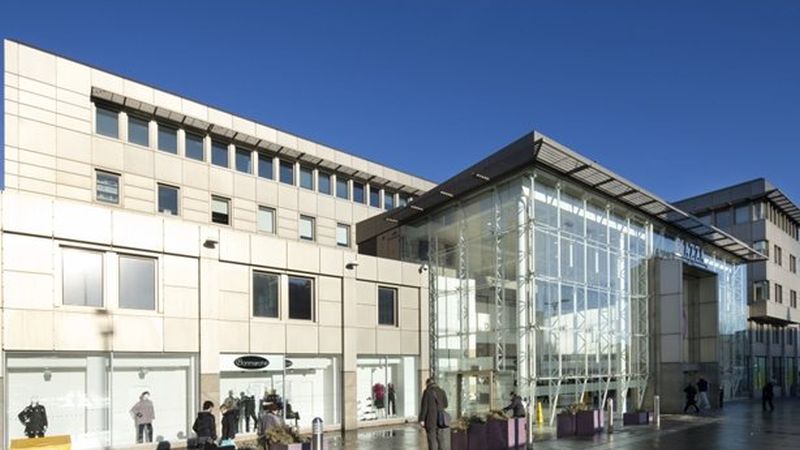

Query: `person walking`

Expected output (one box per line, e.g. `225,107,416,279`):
419,378,448,450
257,403,285,450
192,401,217,450
696,376,710,410
502,391,526,418
683,383,700,413
762,379,775,412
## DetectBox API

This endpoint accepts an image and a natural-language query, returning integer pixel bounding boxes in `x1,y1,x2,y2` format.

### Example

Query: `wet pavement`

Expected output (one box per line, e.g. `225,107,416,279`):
328,398,800,449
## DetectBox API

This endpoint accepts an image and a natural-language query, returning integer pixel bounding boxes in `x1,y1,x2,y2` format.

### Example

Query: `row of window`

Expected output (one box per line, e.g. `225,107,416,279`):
751,240,797,274
699,200,800,241
95,169,352,246
63,247,399,325
753,323,799,346
95,105,412,210
753,280,799,308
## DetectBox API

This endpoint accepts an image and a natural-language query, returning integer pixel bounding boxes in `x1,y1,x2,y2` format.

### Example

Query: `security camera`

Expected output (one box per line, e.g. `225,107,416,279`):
345,262,359,270
418,264,429,274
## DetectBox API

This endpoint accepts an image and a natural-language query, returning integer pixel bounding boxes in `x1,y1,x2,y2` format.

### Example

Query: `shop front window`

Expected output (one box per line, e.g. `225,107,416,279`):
357,356,418,422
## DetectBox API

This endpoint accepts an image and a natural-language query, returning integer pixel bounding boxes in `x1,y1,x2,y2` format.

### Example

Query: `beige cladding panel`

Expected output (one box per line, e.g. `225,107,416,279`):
4,309,54,350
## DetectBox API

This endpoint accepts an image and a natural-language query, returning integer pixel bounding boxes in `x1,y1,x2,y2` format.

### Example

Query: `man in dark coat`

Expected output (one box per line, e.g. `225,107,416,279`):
192,401,217,450
503,392,526,418
683,383,699,413
763,379,775,412
419,378,448,450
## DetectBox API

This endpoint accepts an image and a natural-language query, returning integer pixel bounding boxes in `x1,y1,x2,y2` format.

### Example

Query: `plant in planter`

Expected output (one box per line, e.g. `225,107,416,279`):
623,409,650,426
466,415,488,450
556,403,585,438
485,410,510,450
266,425,311,450
450,417,470,450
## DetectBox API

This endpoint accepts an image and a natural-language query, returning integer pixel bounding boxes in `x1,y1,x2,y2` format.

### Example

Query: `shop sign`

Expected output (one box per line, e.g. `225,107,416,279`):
234,355,270,370
681,239,705,266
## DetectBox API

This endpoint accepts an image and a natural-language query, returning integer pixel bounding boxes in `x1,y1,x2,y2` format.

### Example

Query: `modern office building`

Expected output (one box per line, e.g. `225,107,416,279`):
359,132,764,422
674,179,800,397
1,40,436,449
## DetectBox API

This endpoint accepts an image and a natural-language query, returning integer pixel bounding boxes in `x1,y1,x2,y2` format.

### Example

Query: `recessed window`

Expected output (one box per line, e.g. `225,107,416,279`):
715,209,732,227
212,141,229,168
734,205,750,224
791,290,798,309
353,182,365,204
318,172,332,195
336,177,349,200
776,284,783,304
253,272,279,318
378,287,398,326
384,192,395,210
753,240,769,257
62,248,103,307
157,124,178,154
96,171,120,204
753,202,766,221
96,106,119,138
398,194,409,207
754,280,770,301
288,276,314,320
336,223,350,247
299,215,315,241
119,255,156,310
774,245,783,266
258,206,276,234
235,148,252,174
300,166,314,190
258,152,274,179
158,184,179,216
280,160,294,185
211,196,230,225
186,133,205,161
369,186,381,208
128,115,150,147
790,255,797,274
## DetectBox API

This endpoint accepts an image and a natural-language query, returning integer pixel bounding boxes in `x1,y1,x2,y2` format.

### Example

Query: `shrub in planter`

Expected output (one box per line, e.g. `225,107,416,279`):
623,410,650,426
575,409,602,436
556,403,584,438
485,410,510,450
466,416,488,450
267,425,311,450
450,417,470,450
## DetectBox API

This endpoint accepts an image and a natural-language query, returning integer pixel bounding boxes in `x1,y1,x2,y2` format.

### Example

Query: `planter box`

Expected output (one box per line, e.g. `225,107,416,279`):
508,417,527,447
270,443,326,450
556,413,576,438
486,419,509,450
467,422,488,450
575,410,601,436
623,411,650,426
451,430,468,450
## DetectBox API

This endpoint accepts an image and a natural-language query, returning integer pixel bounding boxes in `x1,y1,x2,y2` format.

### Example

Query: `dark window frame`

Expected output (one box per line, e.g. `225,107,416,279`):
253,271,280,318
378,286,398,326
211,140,230,168
235,147,253,174
95,170,120,205
185,132,206,161
157,183,180,216
157,123,178,154
288,276,314,321
211,195,231,225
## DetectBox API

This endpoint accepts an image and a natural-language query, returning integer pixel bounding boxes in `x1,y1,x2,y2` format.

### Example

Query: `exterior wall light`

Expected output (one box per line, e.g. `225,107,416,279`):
345,262,359,270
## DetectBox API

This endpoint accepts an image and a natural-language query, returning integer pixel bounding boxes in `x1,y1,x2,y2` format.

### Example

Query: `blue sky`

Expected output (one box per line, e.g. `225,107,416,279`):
2,1,799,202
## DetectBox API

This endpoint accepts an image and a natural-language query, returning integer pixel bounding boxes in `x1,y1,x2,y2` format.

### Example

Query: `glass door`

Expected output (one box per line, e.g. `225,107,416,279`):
456,370,494,417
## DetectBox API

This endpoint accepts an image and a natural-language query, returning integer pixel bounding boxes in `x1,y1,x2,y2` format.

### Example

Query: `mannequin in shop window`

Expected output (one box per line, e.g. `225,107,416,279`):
221,390,239,440
238,391,257,433
263,389,284,415
18,397,48,438
130,391,155,443
387,383,397,416
373,383,386,415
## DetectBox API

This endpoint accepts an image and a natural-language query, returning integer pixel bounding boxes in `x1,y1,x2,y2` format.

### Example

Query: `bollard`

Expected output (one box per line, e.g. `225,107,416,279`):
312,417,324,450
608,398,614,434
654,395,661,430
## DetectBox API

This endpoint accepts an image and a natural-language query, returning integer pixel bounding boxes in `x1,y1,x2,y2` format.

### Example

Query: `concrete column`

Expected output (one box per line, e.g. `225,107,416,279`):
342,273,358,430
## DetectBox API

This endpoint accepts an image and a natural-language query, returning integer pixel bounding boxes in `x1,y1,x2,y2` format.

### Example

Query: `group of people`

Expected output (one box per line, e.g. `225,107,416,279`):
682,375,712,413
191,390,296,449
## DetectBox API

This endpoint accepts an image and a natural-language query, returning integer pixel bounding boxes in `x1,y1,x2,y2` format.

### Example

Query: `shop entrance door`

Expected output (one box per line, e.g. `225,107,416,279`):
456,370,495,417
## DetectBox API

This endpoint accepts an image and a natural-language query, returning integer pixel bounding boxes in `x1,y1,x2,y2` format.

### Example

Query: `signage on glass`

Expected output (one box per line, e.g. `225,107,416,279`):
234,355,270,370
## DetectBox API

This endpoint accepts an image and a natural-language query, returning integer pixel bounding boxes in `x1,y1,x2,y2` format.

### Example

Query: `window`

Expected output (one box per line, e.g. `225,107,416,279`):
119,255,156,310
735,205,750,224
96,171,120,204
369,186,381,208
715,209,732,227
211,196,230,225
336,224,350,247
791,290,797,309
157,123,178,154
384,192,395,210
753,202,766,220
186,132,205,161
378,287,398,326
96,105,119,138
698,214,711,225
62,248,103,307
398,194,409,207
212,141,229,168
253,272,279,318
280,160,294,185
258,152,273,179
791,255,797,274
353,182,365,204
755,324,764,343
753,240,769,257
235,148,252,174
299,215,315,241
318,172,332,195
128,115,150,147
288,276,313,320
776,284,783,304
754,280,770,302
300,166,314,190
336,177,349,200
772,328,780,344
257,206,275,234
774,245,783,266
157,184,179,215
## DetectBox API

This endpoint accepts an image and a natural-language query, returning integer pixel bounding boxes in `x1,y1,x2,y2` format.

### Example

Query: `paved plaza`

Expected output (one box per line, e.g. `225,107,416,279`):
326,399,800,450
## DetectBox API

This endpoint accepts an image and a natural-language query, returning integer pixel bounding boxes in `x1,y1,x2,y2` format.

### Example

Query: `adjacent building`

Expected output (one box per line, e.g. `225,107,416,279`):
2,40,436,449
674,179,800,397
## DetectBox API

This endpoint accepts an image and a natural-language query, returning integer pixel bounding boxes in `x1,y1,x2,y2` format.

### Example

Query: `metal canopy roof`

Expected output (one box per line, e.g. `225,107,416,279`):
766,189,800,224
357,131,765,262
